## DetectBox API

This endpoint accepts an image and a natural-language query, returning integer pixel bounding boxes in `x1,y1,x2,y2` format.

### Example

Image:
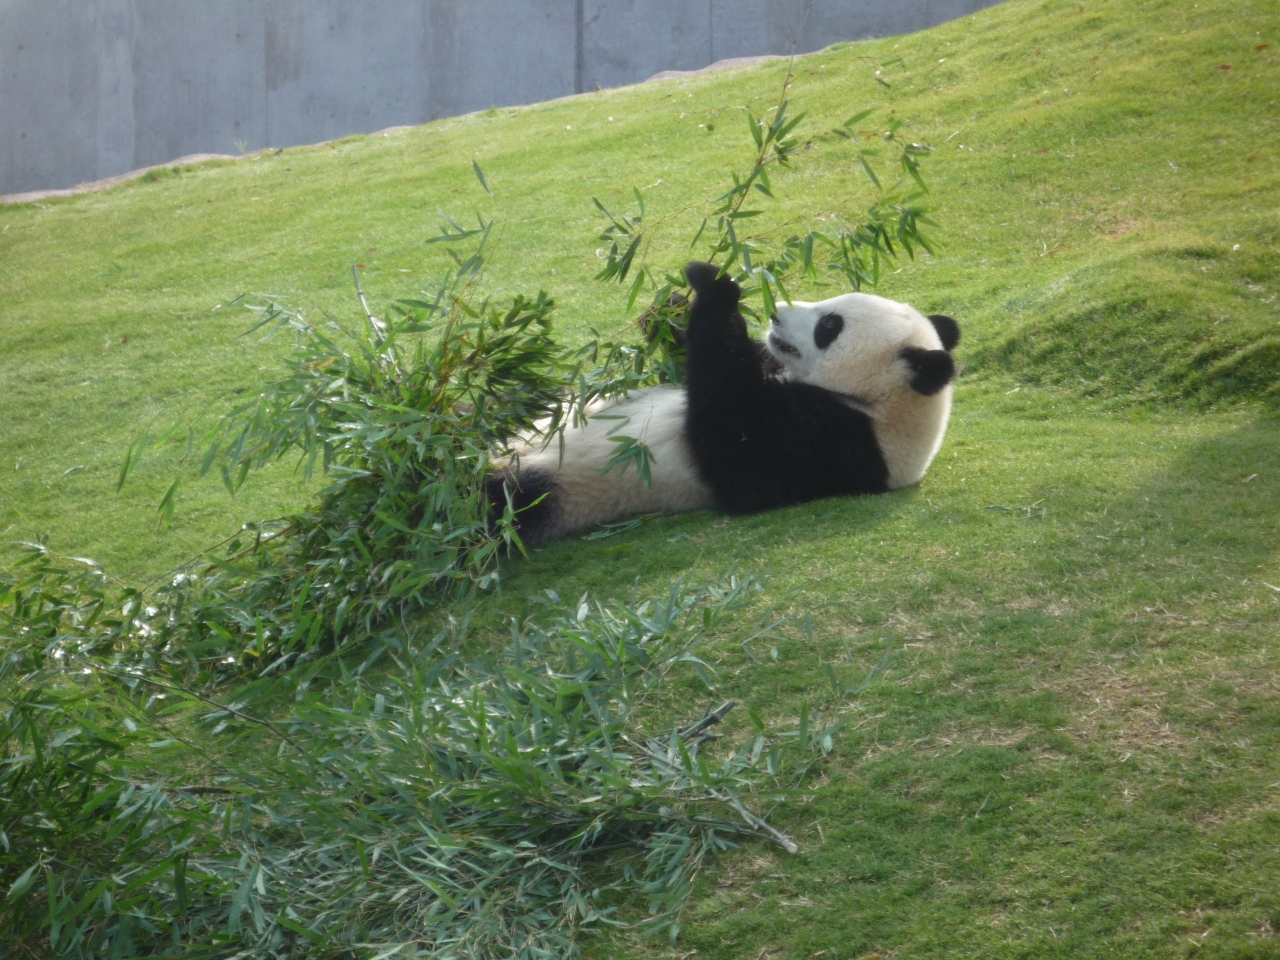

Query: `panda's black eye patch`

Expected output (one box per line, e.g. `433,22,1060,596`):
814,313,844,350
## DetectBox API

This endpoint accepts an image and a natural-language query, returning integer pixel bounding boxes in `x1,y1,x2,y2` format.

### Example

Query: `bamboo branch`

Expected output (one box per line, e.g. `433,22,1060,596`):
676,700,736,746
352,264,387,344
729,798,799,855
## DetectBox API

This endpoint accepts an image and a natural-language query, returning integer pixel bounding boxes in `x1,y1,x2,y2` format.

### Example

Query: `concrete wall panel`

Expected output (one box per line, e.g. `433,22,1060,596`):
95,0,137,178
263,0,433,146
130,0,267,166
582,0,711,90
426,0,576,119
802,0,931,45
0,1,100,193
708,0,785,64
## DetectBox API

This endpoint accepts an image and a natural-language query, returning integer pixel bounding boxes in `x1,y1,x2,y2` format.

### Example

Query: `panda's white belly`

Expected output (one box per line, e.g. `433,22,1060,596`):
507,385,714,533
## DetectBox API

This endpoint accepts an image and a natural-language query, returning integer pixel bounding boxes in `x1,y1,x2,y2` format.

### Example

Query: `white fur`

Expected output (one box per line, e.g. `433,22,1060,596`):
768,292,953,488
508,385,714,537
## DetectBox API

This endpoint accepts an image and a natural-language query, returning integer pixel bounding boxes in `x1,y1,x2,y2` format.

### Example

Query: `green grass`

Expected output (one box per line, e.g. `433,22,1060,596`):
2,0,1279,956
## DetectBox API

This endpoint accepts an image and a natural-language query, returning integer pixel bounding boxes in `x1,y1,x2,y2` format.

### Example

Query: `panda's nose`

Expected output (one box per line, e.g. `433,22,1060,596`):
769,312,780,326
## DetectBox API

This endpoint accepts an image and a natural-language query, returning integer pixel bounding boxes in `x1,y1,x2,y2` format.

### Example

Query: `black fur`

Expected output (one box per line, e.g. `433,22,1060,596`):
640,286,781,375
927,314,961,351
814,313,845,350
901,346,955,396
484,467,559,545
682,262,889,513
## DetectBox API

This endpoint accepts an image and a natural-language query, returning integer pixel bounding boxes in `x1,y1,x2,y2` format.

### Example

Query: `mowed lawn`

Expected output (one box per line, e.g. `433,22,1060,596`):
2,0,1279,956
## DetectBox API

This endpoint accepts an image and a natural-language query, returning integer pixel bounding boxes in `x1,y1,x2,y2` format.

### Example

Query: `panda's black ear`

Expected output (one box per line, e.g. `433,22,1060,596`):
927,314,961,352
902,347,955,396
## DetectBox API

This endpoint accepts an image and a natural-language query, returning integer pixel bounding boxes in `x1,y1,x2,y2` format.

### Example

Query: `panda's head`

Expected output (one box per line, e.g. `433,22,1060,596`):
767,292,960,405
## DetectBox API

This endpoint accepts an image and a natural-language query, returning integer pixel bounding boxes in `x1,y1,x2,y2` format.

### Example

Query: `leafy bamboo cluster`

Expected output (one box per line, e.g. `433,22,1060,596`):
3,550,846,957
592,71,935,324
113,222,686,671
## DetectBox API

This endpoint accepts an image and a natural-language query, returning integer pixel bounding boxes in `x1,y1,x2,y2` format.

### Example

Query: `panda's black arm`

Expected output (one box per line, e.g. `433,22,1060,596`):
682,263,769,410
681,262,802,509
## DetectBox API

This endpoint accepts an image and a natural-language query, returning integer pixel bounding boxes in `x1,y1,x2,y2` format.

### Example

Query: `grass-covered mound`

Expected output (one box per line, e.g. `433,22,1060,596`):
2,0,1279,957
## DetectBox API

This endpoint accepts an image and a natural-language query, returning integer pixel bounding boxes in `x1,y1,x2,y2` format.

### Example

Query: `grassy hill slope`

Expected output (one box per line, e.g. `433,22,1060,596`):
2,0,1279,957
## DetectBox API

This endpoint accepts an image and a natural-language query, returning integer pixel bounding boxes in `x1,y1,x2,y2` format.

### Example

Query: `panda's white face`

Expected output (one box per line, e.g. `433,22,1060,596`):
767,290,958,489
766,292,944,404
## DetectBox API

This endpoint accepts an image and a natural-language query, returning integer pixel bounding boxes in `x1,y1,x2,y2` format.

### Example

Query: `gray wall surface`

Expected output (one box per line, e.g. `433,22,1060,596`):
0,0,1001,196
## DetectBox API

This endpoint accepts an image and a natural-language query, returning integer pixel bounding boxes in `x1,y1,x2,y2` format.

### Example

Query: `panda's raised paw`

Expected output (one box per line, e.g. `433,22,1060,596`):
684,261,737,294
684,262,741,313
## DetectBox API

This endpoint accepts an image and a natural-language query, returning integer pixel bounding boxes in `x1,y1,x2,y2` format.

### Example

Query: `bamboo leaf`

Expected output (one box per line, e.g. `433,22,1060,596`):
843,108,875,128
7,863,39,900
858,152,882,190
472,159,493,195
117,429,150,493
156,478,181,530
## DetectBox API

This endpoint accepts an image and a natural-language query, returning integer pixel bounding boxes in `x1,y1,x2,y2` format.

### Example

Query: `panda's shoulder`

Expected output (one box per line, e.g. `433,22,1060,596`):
767,379,877,431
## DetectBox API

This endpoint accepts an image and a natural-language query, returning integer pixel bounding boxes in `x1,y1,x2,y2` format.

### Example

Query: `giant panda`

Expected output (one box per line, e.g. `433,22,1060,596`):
486,261,960,545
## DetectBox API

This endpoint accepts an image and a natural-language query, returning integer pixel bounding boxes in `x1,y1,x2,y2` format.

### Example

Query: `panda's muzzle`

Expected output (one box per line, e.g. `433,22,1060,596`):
767,331,801,357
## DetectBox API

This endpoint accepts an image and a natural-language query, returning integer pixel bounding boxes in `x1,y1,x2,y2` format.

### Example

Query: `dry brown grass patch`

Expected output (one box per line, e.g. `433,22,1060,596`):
910,720,1038,757
1061,669,1185,755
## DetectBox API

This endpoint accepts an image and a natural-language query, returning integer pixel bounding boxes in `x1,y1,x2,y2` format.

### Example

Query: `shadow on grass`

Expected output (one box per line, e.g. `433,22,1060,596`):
493,484,919,611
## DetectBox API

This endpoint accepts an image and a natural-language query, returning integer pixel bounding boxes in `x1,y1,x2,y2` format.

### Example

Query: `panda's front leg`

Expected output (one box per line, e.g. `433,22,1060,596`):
682,262,768,407
681,262,783,510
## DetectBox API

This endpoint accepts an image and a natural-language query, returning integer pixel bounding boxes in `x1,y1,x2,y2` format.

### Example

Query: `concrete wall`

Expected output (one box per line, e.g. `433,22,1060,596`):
0,0,1001,195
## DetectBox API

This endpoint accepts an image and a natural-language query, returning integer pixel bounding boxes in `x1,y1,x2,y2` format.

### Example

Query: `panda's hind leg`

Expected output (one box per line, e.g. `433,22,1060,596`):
484,467,562,547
